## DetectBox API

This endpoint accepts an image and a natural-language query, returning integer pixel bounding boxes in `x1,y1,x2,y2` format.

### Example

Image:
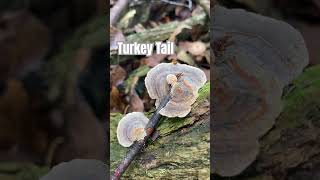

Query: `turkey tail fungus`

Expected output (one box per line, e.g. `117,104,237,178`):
145,62,207,118
211,5,309,177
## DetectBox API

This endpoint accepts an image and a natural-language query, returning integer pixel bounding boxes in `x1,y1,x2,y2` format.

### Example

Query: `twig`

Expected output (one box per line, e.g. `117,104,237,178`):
126,12,206,43
111,92,172,180
157,0,193,10
195,0,210,15
110,0,130,26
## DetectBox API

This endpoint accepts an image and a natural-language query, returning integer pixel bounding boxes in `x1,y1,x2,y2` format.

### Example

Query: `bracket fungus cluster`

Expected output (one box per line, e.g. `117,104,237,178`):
212,5,309,177
145,63,207,117
116,62,206,148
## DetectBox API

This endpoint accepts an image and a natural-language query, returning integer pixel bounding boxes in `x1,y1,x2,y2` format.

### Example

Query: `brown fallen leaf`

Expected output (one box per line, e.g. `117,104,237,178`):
0,11,50,81
0,79,28,150
175,6,192,19
110,26,125,51
111,65,127,87
204,49,210,64
176,50,195,65
110,86,126,112
134,23,146,33
129,91,144,112
168,24,191,42
143,54,168,67
202,68,210,82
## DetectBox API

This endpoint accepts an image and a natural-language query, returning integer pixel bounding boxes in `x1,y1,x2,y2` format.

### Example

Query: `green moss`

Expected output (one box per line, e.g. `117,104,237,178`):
124,65,151,94
0,162,49,180
157,117,195,136
284,66,320,108
110,82,210,179
123,116,210,179
193,82,210,109
277,65,320,129
154,82,210,136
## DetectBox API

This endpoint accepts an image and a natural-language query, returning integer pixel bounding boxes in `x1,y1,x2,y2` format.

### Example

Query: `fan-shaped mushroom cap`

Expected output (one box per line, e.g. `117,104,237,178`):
211,5,308,177
40,159,107,180
145,63,206,117
117,112,149,147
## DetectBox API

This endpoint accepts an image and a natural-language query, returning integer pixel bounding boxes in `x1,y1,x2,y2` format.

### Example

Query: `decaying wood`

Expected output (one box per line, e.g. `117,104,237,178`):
110,83,210,179
220,65,320,180
211,5,309,177
111,93,171,180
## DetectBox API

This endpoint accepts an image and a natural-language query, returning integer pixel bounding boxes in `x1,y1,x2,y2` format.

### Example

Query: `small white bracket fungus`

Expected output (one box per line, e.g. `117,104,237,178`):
145,63,206,117
117,112,149,147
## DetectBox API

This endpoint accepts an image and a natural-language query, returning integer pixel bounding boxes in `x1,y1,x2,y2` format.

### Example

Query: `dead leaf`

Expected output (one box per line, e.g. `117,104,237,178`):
110,65,126,87
0,79,28,149
175,6,192,19
143,54,167,67
110,26,125,51
110,86,126,112
0,11,50,81
168,54,178,61
134,24,146,33
176,50,195,65
129,91,144,112
118,9,136,30
168,24,191,42
179,41,207,56
202,68,210,81
204,50,210,64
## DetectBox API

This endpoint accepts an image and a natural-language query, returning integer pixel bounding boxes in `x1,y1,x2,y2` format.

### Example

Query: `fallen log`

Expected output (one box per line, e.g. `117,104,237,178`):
211,5,309,178
110,83,210,179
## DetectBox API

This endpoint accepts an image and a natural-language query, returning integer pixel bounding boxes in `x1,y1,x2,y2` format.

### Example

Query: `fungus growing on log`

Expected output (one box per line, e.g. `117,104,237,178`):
116,112,149,147
211,5,309,177
145,63,207,117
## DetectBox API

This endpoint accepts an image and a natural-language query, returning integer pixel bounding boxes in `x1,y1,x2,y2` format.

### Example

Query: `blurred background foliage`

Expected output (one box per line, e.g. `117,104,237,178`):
0,0,107,179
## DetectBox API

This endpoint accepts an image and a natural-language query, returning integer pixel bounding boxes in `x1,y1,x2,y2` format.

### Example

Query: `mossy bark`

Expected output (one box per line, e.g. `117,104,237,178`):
0,162,49,180
215,65,320,180
110,83,210,179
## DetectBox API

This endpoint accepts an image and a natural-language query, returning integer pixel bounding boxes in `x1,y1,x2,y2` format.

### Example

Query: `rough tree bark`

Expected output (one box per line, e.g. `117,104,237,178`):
213,65,320,180
110,83,210,179
211,5,320,180
241,65,320,180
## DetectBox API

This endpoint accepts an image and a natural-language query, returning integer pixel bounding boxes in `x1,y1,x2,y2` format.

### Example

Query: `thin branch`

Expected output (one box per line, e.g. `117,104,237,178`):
126,12,207,43
110,92,172,180
110,0,130,26
157,0,193,10
195,0,210,16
